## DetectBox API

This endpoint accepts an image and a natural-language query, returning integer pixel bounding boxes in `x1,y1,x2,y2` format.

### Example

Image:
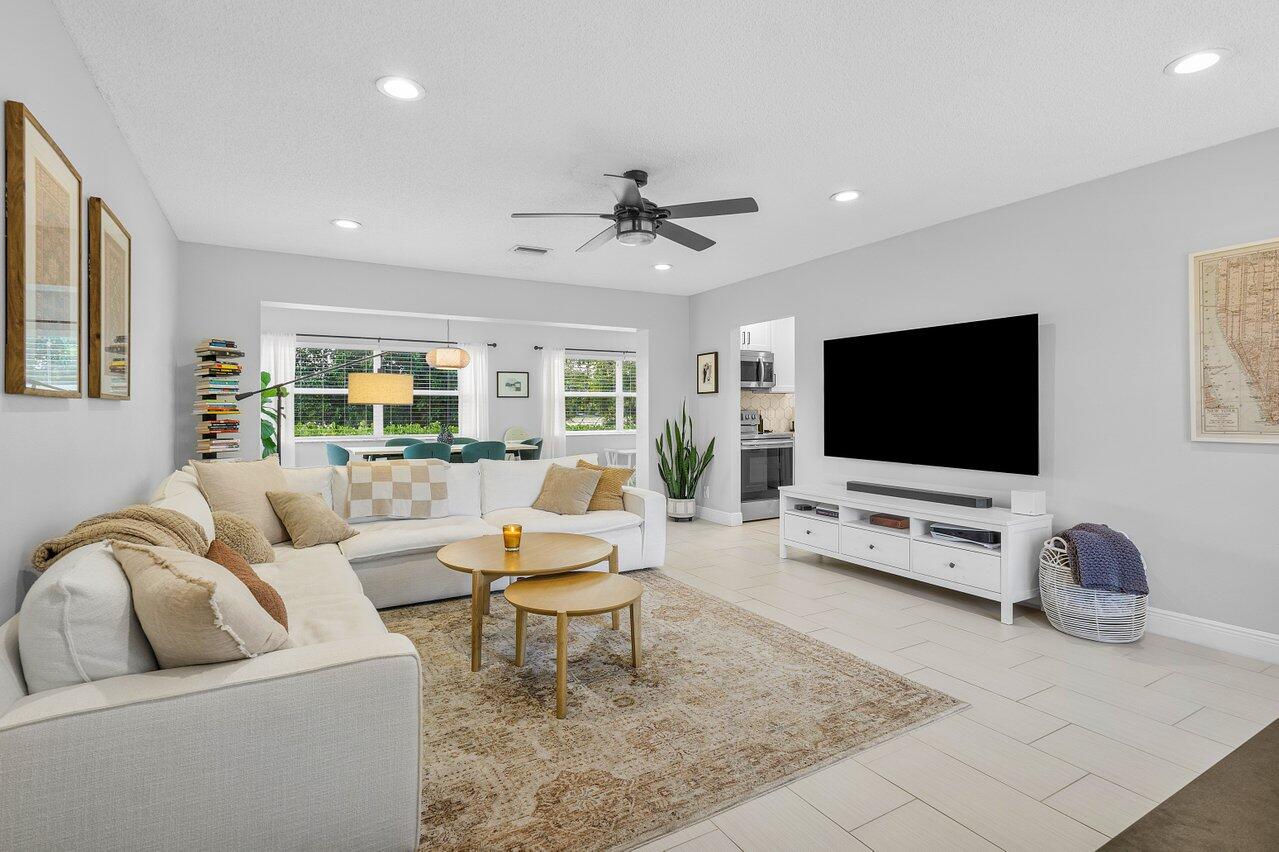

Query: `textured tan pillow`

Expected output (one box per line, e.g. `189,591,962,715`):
110,541,293,668
205,539,288,629
532,465,603,516
267,491,357,549
576,459,634,512
190,456,290,544
212,511,276,564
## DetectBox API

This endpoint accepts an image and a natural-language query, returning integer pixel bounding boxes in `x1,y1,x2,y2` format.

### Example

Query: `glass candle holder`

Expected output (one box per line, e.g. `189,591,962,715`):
502,524,522,552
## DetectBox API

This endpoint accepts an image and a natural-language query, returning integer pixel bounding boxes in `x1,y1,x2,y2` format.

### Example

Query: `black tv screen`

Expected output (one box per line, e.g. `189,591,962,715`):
824,314,1039,475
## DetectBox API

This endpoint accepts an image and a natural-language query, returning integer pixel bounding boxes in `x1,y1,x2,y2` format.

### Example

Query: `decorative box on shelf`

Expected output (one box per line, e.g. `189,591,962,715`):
193,338,244,460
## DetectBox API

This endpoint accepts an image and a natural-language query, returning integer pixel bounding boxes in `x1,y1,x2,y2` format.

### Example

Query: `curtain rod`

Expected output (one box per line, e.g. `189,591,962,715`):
533,345,637,355
299,333,496,348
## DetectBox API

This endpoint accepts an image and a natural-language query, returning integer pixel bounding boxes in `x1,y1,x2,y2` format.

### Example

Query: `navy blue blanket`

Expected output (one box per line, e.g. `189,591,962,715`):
1062,523,1148,596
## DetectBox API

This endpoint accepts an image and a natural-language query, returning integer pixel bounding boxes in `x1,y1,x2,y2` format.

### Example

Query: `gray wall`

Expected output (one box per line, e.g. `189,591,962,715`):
178,243,690,489
691,128,1279,634
1,0,180,618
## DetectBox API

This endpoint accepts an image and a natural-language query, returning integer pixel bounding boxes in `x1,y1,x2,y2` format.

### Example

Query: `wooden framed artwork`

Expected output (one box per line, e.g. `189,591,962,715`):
496,370,529,398
1189,237,1279,443
88,197,131,399
5,101,83,397
696,351,718,394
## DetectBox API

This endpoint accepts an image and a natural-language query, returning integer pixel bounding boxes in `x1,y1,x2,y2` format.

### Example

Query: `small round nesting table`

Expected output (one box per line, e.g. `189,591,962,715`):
436,533,617,672
503,571,644,719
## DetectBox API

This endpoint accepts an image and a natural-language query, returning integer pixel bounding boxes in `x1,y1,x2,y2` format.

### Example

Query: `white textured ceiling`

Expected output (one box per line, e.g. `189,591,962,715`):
53,1,1279,296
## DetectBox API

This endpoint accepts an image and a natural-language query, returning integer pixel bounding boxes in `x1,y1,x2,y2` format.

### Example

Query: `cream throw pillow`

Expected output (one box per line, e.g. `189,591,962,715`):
267,491,357,548
212,511,276,564
532,465,603,516
190,456,290,544
111,541,293,668
575,459,634,512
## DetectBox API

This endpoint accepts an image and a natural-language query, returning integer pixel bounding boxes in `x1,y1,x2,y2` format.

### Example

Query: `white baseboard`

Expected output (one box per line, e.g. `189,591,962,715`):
1145,607,1279,665
695,505,742,526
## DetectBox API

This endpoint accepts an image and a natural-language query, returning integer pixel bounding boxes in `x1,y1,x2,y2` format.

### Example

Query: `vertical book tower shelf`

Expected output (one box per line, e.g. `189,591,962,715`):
193,339,244,459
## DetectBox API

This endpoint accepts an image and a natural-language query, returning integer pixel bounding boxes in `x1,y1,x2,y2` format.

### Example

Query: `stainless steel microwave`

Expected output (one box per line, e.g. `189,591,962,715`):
741,349,775,389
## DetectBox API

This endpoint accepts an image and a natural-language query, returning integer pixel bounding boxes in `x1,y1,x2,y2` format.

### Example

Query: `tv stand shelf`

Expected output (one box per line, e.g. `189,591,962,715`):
779,484,1053,624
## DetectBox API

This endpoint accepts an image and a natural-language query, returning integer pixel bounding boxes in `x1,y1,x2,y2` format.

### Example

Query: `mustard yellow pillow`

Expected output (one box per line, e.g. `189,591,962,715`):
532,465,602,515
576,459,633,512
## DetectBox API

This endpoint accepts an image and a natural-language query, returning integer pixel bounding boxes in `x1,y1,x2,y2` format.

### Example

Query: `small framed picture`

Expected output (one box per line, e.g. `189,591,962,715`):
496,371,529,398
696,351,718,394
88,197,131,399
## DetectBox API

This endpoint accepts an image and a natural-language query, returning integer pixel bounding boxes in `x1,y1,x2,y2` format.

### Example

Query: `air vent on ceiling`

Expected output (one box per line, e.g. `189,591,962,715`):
510,244,552,256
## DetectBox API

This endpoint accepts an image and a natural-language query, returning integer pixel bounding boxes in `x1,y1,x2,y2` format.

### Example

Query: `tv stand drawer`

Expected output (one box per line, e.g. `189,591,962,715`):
839,526,909,570
784,514,838,550
911,540,1001,592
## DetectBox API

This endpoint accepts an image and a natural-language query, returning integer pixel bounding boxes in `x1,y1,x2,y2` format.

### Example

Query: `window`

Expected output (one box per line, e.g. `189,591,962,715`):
291,344,459,438
564,354,637,433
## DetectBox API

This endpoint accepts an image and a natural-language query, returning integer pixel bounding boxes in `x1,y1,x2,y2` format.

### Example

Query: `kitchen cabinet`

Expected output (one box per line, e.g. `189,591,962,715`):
739,317,794,392
740,321,772,350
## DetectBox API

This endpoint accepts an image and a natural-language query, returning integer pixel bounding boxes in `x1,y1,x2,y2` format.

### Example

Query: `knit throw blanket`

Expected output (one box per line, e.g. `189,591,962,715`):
32,505,208,571
1062,522,1148,596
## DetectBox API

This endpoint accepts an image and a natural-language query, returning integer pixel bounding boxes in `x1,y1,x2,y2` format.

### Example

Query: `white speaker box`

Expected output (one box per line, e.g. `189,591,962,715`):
1011,490,1046,515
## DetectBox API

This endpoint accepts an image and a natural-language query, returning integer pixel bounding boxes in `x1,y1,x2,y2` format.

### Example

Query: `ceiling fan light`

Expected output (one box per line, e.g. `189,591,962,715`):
426,347,470,370
616,217,656,246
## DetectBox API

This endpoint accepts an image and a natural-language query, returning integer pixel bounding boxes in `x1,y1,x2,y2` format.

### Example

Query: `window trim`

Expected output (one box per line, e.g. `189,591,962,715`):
290,342,460,440
563,353,637,435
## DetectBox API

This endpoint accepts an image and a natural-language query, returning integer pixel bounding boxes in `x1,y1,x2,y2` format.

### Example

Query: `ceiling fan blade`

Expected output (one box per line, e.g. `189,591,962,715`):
511,212,614,218
662,197,759,219
603,174,643,208
656,221,715,251
576,224,617,252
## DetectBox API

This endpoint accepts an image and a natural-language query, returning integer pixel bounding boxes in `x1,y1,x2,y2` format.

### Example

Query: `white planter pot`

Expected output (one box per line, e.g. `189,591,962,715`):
667,497,696,521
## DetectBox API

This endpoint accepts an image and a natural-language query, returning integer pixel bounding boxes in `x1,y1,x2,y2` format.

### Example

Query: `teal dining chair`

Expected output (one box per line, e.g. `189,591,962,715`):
403,441,450,461
450,437,477,445
461,440,506,463
518,437,543,460
325,443,350,465
385,437,425,447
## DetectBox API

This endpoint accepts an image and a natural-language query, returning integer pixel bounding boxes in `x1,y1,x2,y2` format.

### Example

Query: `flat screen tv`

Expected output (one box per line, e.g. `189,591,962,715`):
824,314,1039,475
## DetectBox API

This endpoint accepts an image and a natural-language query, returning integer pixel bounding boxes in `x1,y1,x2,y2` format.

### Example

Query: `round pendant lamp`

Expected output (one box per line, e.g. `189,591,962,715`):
427,319,470,370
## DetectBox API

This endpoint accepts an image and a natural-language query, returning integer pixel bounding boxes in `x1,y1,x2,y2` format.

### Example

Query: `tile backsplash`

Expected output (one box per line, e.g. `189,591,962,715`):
741,391,794,433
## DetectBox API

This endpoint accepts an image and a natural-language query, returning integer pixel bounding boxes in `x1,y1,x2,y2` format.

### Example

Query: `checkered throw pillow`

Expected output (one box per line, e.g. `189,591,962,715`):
344,459,449,520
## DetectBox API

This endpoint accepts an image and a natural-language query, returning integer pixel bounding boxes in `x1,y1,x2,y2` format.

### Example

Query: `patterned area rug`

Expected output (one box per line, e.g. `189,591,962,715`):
381,569,961,851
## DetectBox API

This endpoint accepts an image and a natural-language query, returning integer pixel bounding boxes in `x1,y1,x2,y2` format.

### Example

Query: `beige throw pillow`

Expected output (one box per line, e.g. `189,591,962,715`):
532,465,603,516
576,459,634,512
267,491,357,548
345,459,449,520
190,456,290,544
110,541,293,669
212,511,276,564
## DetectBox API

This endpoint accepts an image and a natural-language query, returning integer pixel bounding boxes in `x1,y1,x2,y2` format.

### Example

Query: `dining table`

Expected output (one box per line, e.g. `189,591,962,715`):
343,442,537,461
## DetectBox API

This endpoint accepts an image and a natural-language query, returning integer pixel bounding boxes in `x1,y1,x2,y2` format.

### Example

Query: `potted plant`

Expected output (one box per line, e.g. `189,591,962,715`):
655,401,715,521
259,371,289,458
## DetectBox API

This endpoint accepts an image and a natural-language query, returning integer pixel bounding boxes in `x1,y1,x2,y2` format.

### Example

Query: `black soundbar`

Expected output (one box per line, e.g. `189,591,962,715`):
845,481,993,509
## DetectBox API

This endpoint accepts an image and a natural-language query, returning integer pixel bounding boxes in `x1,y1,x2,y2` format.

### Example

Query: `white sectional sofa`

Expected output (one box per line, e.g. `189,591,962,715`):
0,454,665,850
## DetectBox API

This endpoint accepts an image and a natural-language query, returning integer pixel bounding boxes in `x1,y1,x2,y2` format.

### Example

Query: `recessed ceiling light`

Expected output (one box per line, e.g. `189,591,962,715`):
331,218,362,230
375,75,425,100
830,189,861,203
653,263,673,271
1165,49,1229,75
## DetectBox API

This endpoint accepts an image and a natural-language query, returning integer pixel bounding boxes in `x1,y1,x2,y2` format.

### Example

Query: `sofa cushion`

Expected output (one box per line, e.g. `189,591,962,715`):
18,542,158,693
337,516,497,563
277,593,387,646
267,491,357,548
482,507,642,535
258,544,365,598
190,456,290,544
281,465,334,508
150,470,216,541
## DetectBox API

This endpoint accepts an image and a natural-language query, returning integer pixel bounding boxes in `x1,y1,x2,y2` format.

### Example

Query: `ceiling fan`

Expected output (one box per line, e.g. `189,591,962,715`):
511,170,758,252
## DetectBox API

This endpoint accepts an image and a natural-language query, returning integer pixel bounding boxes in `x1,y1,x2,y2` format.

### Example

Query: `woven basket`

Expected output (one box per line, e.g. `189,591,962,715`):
1039,536,1146,643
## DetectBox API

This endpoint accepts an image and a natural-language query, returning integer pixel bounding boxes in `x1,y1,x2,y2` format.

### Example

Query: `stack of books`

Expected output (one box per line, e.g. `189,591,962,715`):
193,339,244,459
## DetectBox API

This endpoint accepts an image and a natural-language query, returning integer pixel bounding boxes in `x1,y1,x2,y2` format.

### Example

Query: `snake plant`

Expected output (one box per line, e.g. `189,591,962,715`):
655,401,716,500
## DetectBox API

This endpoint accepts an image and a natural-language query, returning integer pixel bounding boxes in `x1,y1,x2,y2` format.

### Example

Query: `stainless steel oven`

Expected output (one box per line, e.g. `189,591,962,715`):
740,410,793,521
740,349,775,389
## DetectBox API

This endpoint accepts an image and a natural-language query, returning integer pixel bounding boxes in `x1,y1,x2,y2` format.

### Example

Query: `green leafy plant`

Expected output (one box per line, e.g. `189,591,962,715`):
259,371,289,458
655,401,715,500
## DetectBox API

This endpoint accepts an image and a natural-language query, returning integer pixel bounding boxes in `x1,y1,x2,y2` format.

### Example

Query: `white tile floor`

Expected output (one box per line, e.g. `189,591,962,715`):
634,518,1278,852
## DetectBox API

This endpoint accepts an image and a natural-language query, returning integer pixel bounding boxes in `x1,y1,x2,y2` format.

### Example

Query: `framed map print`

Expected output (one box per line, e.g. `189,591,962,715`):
496,370,529,398
88,197,131,399
5,101,83,397
1190,237,1279,443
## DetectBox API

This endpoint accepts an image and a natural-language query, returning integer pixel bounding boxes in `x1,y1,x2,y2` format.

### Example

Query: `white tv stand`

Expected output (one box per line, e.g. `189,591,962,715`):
779,485,1053,624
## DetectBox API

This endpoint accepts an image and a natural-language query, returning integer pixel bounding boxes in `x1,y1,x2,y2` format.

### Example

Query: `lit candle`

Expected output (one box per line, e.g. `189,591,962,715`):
502,524,522,552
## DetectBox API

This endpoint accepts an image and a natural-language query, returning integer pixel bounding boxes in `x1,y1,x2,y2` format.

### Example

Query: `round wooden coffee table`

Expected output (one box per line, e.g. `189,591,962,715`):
504,572,644,719
437,532,616,672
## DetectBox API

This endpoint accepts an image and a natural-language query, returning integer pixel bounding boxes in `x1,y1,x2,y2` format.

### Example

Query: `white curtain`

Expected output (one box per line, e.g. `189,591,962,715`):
259,331,296,467
457,343,490,440
540,347,567,458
